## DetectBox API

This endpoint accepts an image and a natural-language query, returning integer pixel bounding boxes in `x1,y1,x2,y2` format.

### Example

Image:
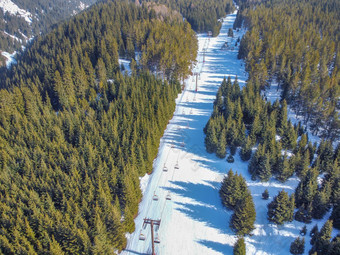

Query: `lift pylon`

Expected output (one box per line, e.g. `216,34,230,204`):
143,218,161,255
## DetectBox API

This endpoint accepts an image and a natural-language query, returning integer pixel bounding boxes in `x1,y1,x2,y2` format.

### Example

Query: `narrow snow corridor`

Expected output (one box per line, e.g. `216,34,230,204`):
121,10,249,255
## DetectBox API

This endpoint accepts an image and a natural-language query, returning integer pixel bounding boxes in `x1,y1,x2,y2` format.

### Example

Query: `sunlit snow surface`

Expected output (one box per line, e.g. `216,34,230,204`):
0,0,32,23
121,10,338,255
1,51,17,68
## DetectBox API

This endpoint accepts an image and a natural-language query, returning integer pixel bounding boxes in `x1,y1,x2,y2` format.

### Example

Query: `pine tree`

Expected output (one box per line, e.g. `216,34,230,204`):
310,220,333,255
258,153,272,182
290,237,305,255
233,237,246,255
300,225,307,236
262,189,269,200
216,128,227,158
312,190,329,219
240,136,253,161
331,204,340,230
267,190,294,225
205,120,218,153
230,193,256,235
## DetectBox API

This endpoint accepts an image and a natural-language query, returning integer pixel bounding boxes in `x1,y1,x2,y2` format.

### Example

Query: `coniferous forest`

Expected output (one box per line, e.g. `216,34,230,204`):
205,0,339,253
235,0,340,139
0,0,197,253
143,0,235,36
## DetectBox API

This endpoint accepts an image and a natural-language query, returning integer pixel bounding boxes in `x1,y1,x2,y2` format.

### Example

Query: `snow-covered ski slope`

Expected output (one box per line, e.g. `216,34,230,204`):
121,9,338,255
122,10,248,255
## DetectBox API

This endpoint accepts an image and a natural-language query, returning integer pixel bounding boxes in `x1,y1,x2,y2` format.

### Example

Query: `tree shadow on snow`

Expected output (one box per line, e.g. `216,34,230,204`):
162,180,233,233
197,239,233,255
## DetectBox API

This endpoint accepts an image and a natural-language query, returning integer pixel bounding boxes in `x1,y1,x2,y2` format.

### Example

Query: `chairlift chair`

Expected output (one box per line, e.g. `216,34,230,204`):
181,141,185,147
153,192,159,201
139,230,146,241
154,233,161,244
166,192,171,200
174,162,179,169
163,164,168,172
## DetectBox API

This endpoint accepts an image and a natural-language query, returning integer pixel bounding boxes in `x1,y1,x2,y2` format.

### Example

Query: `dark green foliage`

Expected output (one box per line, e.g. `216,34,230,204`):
312,190,330,220
240,136,252,161
300,225,307,236
262,189,269,200
310,220,333,255
236,0,340,140
227,154,235,163
310,224,319,245
233,237,246,255
290,237,305,255
220,170,255,235
248,144,272,182
331,204,340,230
154,0,235,36
295,168,318,208
0,1,197,253
328,235,340,255
230,194,256,235
217,129,227,158
220,170,248,210
267,190,295,225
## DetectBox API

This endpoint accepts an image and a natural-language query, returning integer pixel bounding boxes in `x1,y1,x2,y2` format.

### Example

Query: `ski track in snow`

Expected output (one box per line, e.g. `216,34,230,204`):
121,9,338,255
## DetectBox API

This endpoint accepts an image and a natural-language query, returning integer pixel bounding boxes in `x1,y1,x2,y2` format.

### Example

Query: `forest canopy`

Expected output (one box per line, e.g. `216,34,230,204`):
0,0,197,254
235,0,340,139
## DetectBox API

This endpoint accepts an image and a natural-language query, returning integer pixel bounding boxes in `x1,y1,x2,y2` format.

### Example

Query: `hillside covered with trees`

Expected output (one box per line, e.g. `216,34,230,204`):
142,0,235,36
0,0,97,52
235,0,340,139
205,0,339,253
0,0,197,254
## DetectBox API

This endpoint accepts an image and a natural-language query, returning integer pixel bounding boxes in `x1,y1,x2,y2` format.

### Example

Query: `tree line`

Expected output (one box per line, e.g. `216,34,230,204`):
235,0,340,139
0,0,197,254
142,0,235,36
206,76,339,254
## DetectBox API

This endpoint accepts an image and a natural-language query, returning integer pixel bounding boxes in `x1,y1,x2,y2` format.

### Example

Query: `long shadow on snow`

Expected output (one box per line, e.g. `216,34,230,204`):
197,240,233,255
161,180,233,233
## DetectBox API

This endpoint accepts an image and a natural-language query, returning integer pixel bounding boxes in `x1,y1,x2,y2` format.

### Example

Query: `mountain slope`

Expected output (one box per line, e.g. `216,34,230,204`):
0,0,97,65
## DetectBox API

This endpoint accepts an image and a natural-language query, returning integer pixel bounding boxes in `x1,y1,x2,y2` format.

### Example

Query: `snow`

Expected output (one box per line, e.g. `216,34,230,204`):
119,59,132,75
79,1,88,11
3,31,21,42
121,8,338,255
0,0,32,23
1,51,17,68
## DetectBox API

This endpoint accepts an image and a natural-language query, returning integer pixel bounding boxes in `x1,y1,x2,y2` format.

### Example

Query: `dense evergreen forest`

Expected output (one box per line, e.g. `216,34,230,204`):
205,0,339,253
142,0,235,36
235,0,340,139
0,0,197,253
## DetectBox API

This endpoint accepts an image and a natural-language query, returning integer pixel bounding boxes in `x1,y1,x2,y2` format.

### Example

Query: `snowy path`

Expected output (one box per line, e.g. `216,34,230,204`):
121,11,248,255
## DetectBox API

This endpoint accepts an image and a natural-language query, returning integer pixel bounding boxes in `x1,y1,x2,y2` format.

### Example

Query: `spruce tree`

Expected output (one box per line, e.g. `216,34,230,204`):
310,220,333,255
290,237,305,255
233,237,246,255
267,190,294,225
262,189,269,200
330,204,340,230
230,193,256,235
310,224,319,245
240,136,253,161
216,128,227,158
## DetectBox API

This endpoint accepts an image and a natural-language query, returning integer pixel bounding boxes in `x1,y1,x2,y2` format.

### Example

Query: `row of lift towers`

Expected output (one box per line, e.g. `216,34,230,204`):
137,31,211,255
